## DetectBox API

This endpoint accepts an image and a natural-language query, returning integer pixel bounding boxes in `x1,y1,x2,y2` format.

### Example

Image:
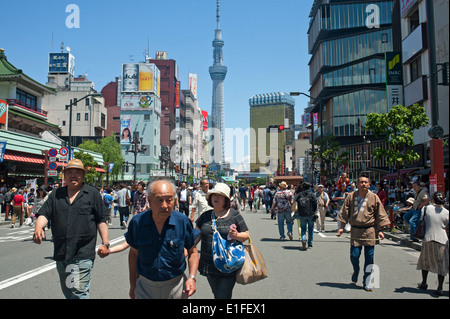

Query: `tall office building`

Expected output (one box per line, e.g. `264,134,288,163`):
307,0,396,180
209,0,227,164
249,92,295,174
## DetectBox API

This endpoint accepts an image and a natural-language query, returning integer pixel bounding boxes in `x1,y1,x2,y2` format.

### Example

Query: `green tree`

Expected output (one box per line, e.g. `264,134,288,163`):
310,135,349,179
78,135,124,181
366,104,429,185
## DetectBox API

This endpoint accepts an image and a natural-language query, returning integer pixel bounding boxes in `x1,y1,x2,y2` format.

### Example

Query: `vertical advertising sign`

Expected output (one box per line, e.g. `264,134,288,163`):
385,52,404,109
120,116,132,145
0,99,7,126
429,174,437,196
202,110,208,131
138,63,154,92
0,141,6,163
189,73,198,99
175,81,181,108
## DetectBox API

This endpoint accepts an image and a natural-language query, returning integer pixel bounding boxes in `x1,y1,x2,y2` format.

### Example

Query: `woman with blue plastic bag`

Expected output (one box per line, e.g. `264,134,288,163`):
195,183,249,299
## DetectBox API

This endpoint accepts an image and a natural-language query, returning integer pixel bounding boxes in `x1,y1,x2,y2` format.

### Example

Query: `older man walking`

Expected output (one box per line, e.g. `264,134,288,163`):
126,179,200,299
337,174,390,292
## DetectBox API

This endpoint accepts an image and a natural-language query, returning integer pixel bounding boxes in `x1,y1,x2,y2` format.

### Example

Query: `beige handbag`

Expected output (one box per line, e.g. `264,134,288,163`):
236,236,268,285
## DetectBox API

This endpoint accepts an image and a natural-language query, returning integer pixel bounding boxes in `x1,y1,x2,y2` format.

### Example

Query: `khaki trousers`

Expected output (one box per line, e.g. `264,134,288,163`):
11,205,24,226
135,274,187,299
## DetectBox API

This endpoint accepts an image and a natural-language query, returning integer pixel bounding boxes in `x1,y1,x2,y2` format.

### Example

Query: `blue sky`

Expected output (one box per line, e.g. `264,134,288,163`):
0,0,313,169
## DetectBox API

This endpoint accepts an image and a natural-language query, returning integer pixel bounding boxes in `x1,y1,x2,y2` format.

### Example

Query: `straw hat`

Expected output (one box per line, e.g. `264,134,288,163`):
206,183,231,200
63,159,86,172
279,181,288,189
406,197,415,205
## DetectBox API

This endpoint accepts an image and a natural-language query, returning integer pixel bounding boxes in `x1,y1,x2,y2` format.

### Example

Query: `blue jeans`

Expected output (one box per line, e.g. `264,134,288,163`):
300,216,314,247
277,211,293,239
350,245,374,286
265,199,271,214
56,259,94,299
403,209,421,240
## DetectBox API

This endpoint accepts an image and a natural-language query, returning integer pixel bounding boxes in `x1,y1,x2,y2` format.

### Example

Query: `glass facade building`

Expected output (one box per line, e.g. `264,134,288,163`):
307,0,396,180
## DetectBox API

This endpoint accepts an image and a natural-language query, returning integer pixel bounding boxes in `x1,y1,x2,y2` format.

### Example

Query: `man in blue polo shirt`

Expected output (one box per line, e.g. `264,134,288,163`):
125,179,200,299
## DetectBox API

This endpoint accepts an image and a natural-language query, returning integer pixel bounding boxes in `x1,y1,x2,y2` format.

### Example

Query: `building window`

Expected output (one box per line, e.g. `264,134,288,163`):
85,113,89,121
409,9,420,32
62,121,66,126
16,88,37,108
76,113,81,121
410,57,422,82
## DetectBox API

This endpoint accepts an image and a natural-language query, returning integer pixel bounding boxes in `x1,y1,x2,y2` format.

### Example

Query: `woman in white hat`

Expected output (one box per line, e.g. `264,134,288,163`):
195,183,249,299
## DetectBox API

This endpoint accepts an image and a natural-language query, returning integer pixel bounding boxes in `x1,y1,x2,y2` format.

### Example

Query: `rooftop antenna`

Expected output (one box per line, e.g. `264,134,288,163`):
60,41,64,53
216,0,220,30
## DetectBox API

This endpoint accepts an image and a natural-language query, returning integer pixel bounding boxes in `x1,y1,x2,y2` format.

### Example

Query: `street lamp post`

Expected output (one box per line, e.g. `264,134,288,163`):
67,92,103,160
290,92,323,184
126,132,147,184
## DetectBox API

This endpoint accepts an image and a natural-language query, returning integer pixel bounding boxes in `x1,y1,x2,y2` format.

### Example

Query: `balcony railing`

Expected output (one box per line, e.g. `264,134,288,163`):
6,99,48,117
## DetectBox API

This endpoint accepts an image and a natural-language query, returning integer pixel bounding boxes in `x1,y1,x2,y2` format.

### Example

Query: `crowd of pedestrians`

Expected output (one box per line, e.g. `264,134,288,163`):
2,160,447,299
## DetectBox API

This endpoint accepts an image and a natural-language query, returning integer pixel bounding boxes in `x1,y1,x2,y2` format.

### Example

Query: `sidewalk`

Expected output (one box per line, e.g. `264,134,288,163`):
384,228,422,251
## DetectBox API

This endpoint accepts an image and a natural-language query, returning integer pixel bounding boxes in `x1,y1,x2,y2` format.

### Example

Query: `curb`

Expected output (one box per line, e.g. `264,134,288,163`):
384,231,422,251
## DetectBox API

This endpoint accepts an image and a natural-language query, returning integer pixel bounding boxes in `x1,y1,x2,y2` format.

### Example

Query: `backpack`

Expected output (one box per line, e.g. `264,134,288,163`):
296,191,317,217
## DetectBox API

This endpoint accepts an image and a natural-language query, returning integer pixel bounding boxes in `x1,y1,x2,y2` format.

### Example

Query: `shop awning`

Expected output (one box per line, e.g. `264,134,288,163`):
4,150,66,167
4,151,44,164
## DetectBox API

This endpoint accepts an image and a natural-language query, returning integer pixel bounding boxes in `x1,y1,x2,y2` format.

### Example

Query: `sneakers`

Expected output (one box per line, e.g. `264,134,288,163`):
121,221,127,229
364,285,374,292
287,232,293,240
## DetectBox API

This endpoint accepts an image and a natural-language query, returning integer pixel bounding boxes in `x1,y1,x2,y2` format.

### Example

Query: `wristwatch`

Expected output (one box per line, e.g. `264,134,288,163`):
188,275,196,282
102,243,110,249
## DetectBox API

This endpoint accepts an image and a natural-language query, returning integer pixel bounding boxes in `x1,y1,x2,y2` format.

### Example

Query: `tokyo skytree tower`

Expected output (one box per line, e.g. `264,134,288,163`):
209,0,227,163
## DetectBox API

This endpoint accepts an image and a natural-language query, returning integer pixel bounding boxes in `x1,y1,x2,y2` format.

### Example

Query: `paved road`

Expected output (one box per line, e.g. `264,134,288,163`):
0,207,448,300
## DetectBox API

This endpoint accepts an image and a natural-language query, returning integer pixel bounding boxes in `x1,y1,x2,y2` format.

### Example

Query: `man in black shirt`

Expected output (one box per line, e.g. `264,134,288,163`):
33,159,109,299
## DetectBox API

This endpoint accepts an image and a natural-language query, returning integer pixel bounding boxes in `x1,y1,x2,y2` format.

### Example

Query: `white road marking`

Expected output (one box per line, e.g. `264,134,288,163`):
0,236,126,291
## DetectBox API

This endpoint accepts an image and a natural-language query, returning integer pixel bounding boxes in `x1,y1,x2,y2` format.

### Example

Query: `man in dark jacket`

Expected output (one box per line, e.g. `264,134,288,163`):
294,182,318,250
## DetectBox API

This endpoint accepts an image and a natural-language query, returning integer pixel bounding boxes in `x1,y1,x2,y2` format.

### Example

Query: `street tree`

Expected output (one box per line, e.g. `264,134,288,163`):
366,104,429,185
310,135,349,180
78,135,124,181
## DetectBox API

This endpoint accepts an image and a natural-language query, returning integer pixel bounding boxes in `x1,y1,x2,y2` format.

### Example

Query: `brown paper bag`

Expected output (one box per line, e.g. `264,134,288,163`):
236,237,268,285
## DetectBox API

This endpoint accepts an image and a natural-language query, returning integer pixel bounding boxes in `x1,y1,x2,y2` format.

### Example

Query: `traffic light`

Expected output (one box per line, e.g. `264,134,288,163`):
267,125,285,133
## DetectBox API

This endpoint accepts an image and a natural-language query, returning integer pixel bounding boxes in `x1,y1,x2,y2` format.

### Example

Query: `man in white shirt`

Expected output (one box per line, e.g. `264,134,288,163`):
117,183,131,229
190,179,212,222
176,183,192,217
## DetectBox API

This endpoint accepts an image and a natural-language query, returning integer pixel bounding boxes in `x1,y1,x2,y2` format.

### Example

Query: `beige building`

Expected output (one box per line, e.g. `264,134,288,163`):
249,92,295,174
43,50,107,145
